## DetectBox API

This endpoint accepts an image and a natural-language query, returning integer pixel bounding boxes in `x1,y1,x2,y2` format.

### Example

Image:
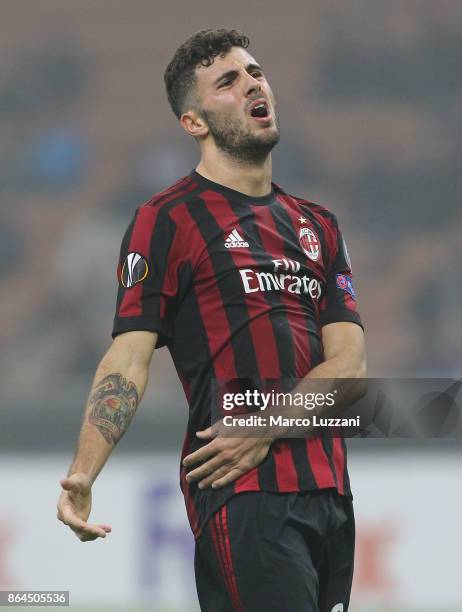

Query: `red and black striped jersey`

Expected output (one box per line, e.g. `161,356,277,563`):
112,170,363,538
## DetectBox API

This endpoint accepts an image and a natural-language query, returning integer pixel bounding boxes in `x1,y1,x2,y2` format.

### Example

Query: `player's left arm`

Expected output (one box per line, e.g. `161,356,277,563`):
274,321,367,427
313,320,366,379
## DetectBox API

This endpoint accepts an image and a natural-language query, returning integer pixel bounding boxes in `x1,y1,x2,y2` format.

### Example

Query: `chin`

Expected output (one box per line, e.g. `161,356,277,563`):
258,129,280,147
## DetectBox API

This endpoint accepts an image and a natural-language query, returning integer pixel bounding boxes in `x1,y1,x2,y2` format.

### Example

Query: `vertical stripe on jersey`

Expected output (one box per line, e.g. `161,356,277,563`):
234,466,260,493
173,203,240,382
175,282,215,536
319,434,339,489
200,191,284,490
188,194,262,385
268,200,317,374
223,197,295,378
221,196,300,491
119,206,158,317
314,208,359,318
271,440,300,492
341,438,351,495
332,435,346,495
288,438,319,489
175,200,262,494
269,199,334,489
301,206,350,489
306,435,336,488
180,433,200,536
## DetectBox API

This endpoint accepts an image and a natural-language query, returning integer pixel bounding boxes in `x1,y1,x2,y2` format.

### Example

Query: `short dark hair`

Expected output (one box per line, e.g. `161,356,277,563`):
164,28,250,119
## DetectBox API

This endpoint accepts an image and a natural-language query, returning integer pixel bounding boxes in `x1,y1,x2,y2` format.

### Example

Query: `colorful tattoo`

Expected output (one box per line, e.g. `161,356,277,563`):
88,373,139,444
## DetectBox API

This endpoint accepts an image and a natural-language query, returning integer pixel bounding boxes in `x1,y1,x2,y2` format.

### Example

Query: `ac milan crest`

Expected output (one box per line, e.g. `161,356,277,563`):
299,227,320,261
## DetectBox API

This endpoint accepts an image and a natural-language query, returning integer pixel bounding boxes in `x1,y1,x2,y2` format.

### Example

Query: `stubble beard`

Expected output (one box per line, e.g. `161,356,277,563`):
201,108,280,165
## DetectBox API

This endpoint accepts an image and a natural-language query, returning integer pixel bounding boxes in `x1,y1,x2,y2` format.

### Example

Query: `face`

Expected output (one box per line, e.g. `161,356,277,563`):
190,46,280,162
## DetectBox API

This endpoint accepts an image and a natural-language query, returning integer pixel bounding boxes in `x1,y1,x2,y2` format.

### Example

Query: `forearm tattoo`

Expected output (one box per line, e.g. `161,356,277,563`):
88,373,139,444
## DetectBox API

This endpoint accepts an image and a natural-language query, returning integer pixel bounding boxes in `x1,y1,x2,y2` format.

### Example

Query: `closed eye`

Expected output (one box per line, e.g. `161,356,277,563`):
215,66,264,89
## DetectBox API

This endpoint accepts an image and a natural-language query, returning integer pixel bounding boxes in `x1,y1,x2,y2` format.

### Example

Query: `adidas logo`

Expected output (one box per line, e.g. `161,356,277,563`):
224,228,249,249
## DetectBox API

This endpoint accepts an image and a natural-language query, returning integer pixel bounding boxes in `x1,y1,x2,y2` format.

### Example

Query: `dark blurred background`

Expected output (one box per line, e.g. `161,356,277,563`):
1,0,460,451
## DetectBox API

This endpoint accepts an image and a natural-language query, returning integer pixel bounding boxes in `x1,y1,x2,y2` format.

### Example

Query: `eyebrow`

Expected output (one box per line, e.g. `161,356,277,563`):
213,63,263,86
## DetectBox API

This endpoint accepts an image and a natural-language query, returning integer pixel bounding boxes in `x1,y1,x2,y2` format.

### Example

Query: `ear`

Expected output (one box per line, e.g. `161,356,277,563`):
180,110,209,139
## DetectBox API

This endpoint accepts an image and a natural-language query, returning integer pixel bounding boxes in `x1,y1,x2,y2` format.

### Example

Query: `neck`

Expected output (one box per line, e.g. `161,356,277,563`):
196,147,273,197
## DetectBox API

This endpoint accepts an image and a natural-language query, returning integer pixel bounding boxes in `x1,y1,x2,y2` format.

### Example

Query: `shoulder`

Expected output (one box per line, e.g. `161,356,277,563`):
139,174,201,214
274,183,340,230
126,174,205,234
120,175,202,242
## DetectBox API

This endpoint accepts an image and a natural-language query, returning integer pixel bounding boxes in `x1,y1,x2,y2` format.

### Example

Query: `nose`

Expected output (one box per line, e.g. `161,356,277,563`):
243,72,261,97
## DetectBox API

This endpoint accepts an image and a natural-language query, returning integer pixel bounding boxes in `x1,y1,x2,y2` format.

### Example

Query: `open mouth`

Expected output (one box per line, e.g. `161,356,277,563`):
249,99,271,120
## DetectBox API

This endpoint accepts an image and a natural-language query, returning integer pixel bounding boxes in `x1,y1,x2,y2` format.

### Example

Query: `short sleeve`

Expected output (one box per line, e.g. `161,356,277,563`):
112,205,190,347
319,217,363,330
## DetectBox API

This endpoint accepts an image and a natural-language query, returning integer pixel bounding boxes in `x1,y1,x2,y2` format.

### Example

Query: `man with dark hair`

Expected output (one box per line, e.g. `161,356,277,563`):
57,28,366,612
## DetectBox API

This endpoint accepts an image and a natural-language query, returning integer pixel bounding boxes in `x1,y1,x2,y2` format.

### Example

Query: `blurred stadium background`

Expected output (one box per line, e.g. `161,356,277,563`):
1,1,461,610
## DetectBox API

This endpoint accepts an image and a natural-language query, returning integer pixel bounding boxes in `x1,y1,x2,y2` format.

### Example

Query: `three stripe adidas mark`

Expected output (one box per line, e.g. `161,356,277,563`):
224,228,250,249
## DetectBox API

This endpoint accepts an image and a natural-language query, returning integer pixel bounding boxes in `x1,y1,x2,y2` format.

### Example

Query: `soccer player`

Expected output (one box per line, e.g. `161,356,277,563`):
57,28,366,612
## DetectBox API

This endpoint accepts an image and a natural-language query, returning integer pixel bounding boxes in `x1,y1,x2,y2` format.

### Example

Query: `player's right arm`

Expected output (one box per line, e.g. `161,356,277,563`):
58,199,189,541
57,330,157,542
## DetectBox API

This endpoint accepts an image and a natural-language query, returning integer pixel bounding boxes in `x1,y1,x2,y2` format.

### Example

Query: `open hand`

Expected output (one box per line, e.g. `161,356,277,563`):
57,473,111,542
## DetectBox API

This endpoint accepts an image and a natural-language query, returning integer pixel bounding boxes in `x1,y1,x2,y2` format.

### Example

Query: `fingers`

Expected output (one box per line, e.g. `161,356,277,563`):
195,427,213,439
71,523,110,542
182,440,218,468
185,455,224,487
183,433,271,492
210,468,244,489
183,437,247,482
199,465,244,490
58,508,111,542
68,517,111,541
184,443,248,489
185,438,271,490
